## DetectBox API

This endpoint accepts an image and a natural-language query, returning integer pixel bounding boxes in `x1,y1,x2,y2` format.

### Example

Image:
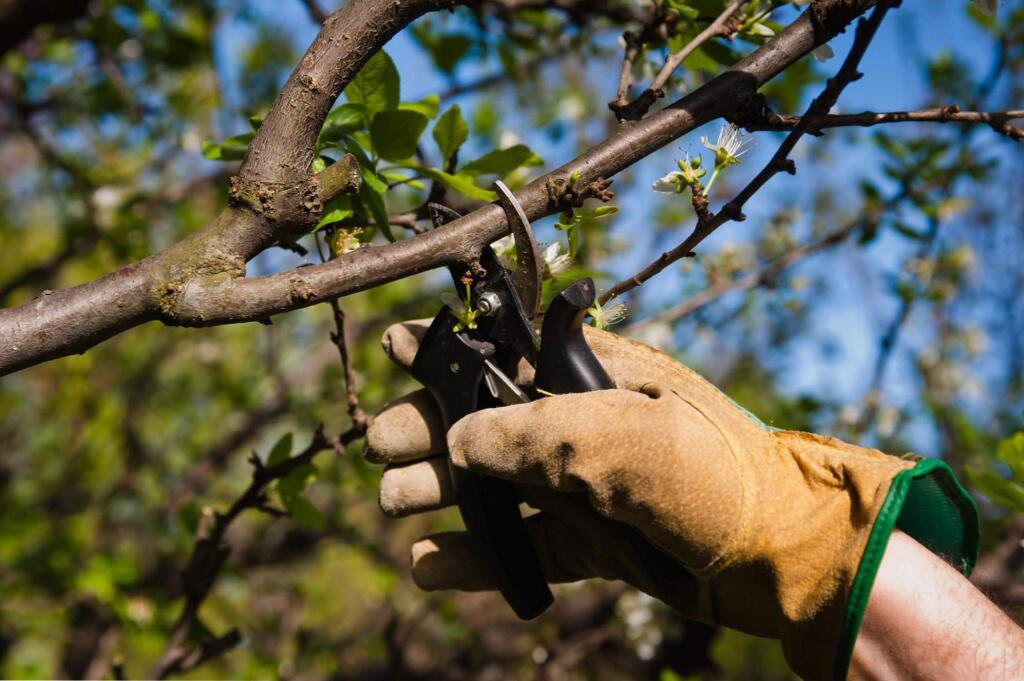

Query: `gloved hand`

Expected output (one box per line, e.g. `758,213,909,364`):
365,320,978,681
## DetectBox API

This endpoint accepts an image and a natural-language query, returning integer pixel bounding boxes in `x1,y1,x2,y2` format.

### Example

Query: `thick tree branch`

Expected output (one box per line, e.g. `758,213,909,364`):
0,0,879,374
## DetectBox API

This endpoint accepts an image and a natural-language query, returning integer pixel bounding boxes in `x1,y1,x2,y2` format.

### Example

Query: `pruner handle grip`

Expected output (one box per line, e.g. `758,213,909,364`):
410,312,553,620
536,279,685,586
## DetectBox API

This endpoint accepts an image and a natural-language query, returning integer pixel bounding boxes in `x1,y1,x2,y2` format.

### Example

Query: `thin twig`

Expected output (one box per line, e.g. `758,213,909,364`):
328,299,369,433
600,0,900,305
611,29,643,110
151,428,336,679
741,105,1024,140
299,0,329,24
314,234,370,435
613,0,749,120
649,0,747,96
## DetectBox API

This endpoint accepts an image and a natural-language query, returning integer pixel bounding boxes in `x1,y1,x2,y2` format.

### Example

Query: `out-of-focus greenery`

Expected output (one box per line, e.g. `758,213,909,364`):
0,0,1022,679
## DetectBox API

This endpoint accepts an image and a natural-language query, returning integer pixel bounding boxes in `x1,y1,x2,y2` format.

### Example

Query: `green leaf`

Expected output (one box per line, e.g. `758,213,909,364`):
201,132,253,161
277,462,322,529
282,494,325,529
540,266,606,311
360,174,393,241
997,432,1024,482
346,50,400,122
593,205,618,218
665,0,699,20
315,195,354,230
248,111,267,131
431,35,473,73
346,139,395,242
418,167,496,201
966,468,1024,512
380,170,425,190
461,144,542,178
370,109,429,162
433,104,469,163
266,432,293,468
311,156,327,174
701,40,742,67
319,103,366,146
567,224,580,258
278,463,317,499
400,94,440,120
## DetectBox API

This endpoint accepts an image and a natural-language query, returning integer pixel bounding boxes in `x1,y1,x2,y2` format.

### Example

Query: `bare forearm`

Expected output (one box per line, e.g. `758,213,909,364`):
851,530,1024,680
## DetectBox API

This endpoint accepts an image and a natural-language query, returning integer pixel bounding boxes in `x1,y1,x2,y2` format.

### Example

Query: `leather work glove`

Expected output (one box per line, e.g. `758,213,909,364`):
365,320,979,681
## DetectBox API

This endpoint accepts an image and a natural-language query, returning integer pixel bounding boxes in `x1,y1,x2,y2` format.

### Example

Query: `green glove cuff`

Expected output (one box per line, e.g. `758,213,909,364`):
833,459,980,680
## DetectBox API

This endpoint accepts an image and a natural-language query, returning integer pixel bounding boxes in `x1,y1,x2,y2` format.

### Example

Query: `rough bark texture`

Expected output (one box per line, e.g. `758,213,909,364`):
0,0,877,375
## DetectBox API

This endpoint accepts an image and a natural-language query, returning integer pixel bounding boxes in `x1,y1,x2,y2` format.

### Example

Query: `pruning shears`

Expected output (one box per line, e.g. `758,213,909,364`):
411,181,679,619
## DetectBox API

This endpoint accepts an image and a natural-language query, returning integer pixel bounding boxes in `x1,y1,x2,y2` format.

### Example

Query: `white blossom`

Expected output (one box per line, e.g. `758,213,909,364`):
588,299,627,329
652,171,685,194
491,234,516,269
701,124,752,168
541,242,572,277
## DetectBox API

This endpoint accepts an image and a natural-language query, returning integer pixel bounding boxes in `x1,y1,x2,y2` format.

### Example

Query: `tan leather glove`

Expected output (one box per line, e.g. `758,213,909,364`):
365,321,978,681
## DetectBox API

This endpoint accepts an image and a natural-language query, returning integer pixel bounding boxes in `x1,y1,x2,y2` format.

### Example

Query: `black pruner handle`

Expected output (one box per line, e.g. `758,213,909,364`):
536,278,615,393
535,279,685,585
410,311,553,620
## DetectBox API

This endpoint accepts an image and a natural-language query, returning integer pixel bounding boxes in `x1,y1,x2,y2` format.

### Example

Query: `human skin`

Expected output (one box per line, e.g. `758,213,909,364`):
850,530,1024,681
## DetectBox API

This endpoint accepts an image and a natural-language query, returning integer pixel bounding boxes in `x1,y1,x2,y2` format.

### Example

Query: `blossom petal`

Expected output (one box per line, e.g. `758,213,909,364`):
651,172,682,193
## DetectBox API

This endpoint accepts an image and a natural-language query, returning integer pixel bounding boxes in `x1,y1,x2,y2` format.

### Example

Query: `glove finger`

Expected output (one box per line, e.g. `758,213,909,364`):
410,512,599,591
380,319,431,371
378,455,454,517
364,388,445,464
446,388,655,492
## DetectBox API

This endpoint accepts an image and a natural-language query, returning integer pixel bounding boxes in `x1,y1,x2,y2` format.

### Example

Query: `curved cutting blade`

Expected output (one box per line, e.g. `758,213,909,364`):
494,181,541,319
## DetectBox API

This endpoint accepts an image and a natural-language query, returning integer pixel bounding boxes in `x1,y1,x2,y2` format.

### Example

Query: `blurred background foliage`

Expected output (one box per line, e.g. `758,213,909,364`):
0,0,1022,678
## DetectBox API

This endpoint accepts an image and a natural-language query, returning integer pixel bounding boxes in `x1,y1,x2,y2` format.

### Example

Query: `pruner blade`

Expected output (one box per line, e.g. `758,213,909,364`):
494,181,542,320
483,359,530,406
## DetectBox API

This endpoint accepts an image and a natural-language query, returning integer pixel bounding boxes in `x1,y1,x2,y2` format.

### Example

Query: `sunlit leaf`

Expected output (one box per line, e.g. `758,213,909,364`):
370,109,429,161
346,49,400,122
461,144,542,177
266,432,293,467
433,104,469,163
